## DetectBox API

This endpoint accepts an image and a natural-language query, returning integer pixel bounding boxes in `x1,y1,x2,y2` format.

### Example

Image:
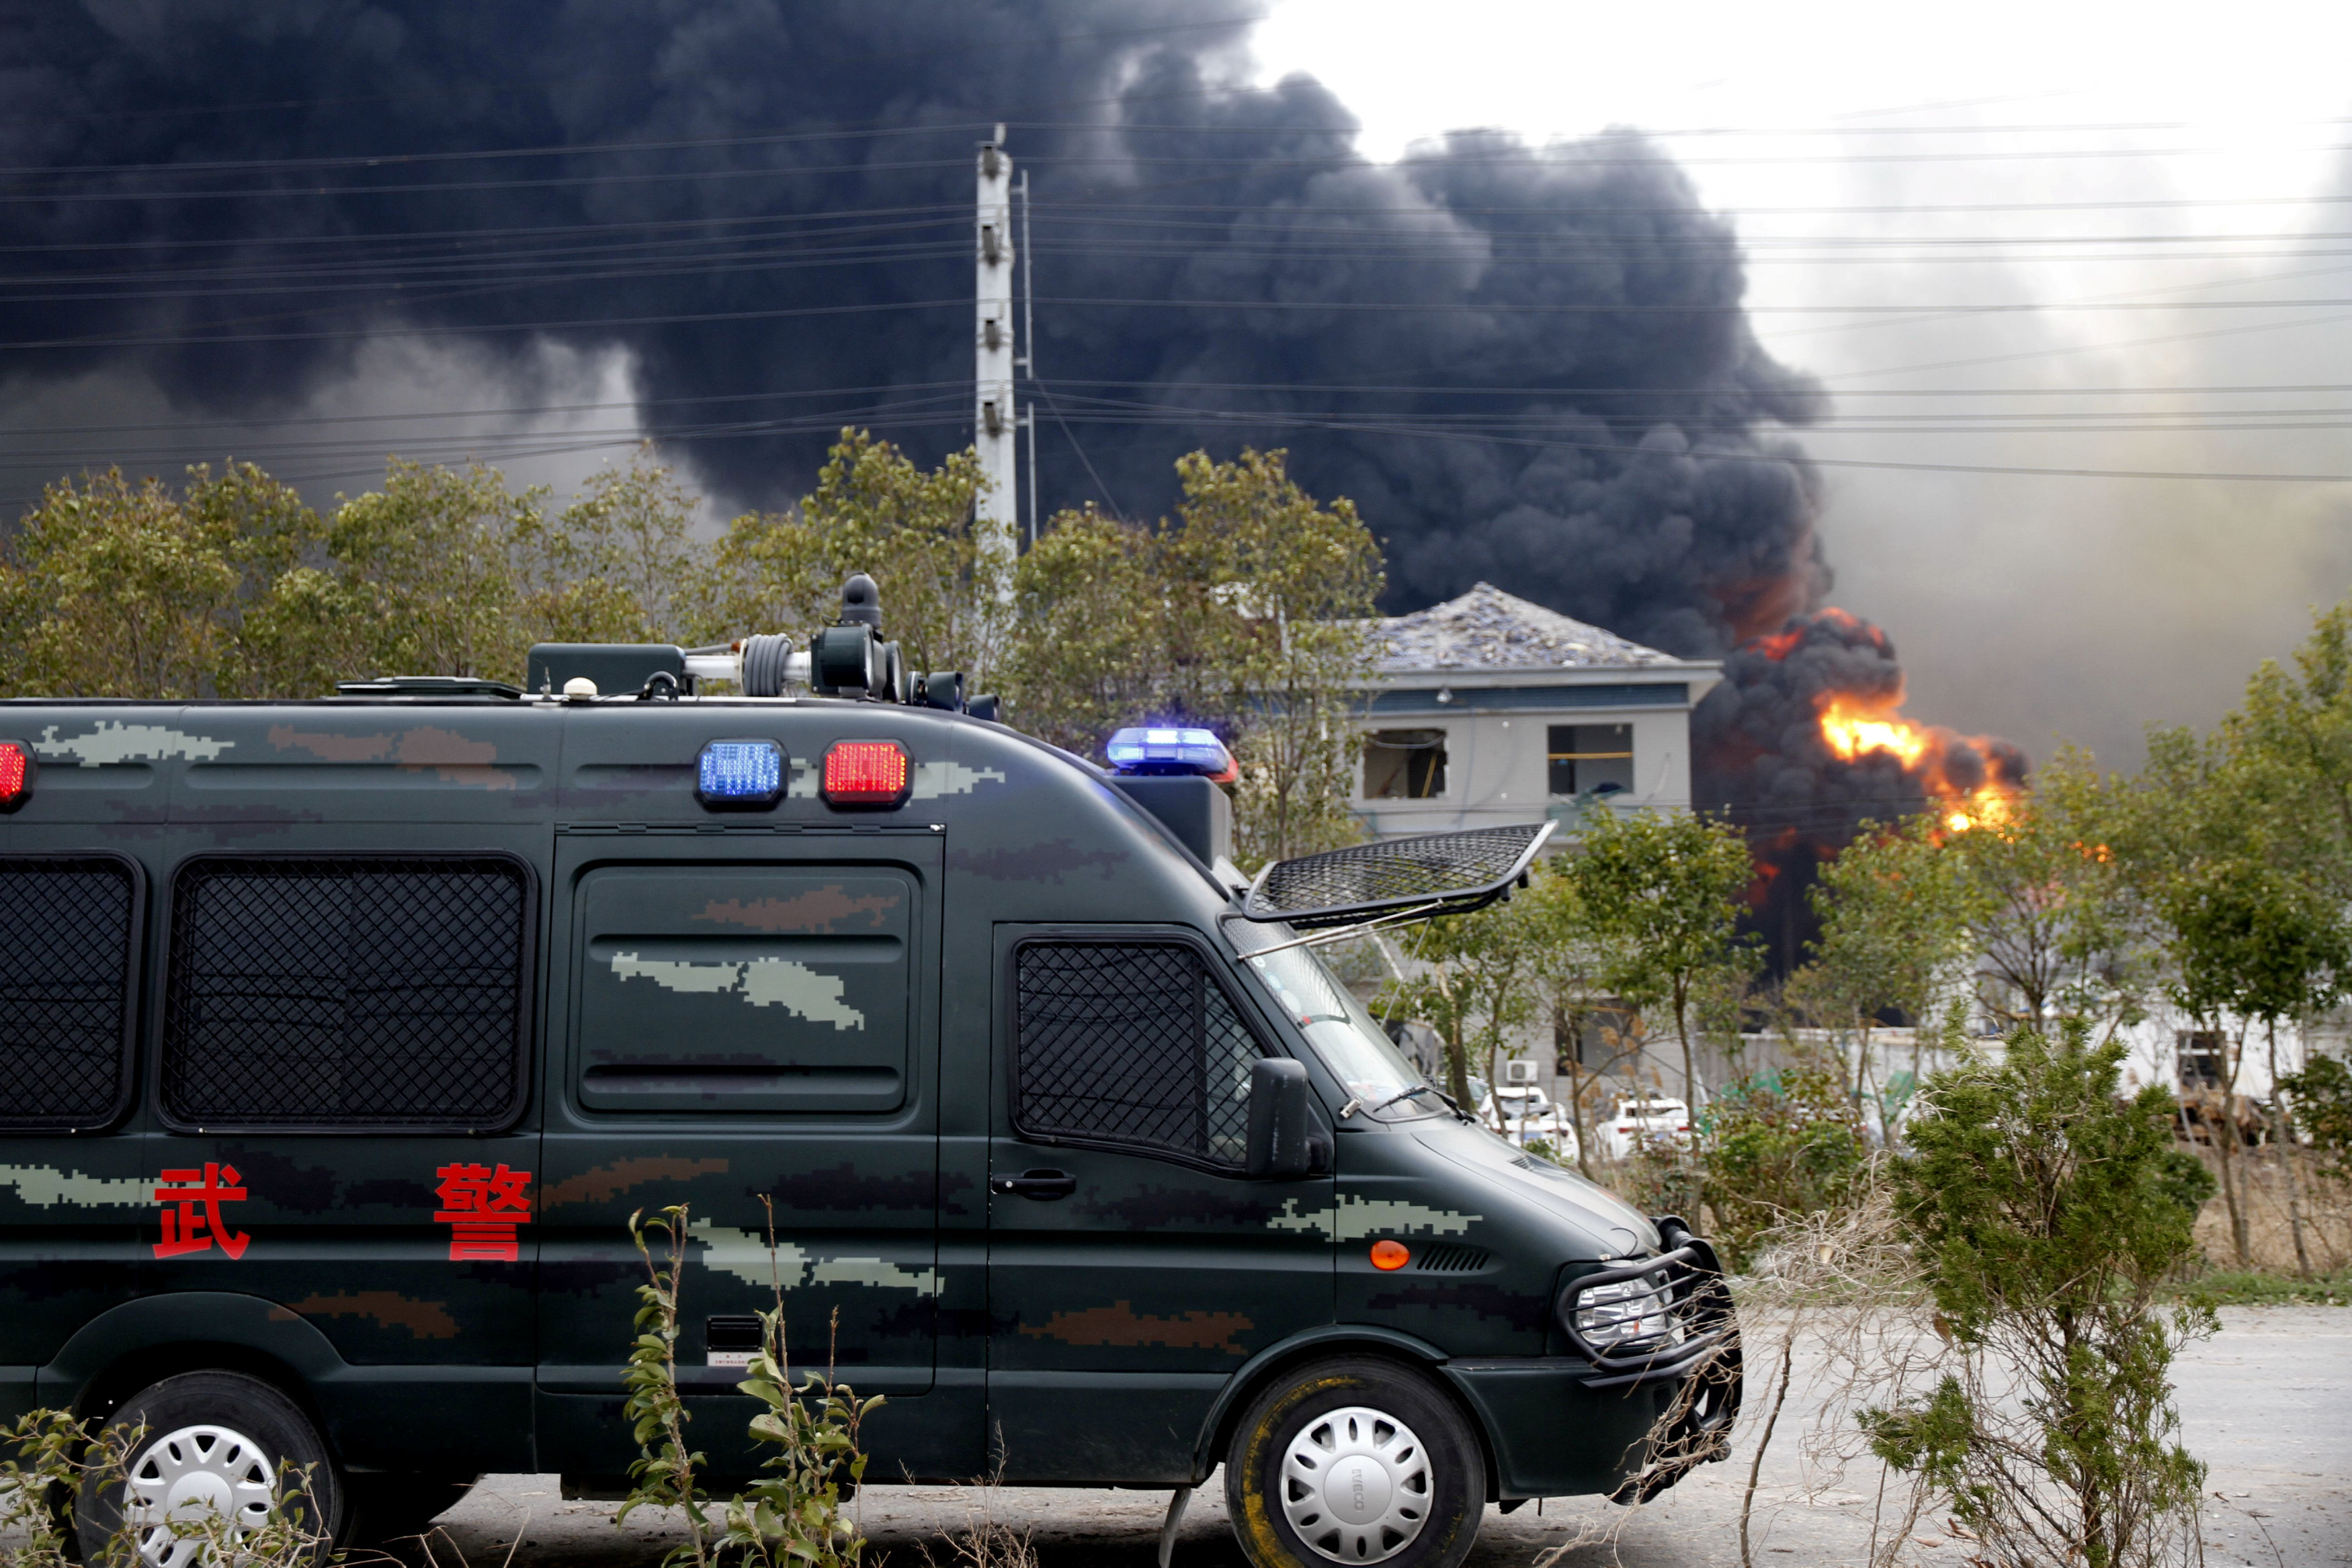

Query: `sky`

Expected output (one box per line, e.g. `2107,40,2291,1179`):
1254,0,2352,768
3,0,2348,772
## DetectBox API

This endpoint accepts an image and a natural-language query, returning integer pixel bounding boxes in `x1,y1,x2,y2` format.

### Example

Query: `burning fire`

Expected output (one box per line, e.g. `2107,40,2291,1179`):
1815,695,2017,834
1820,697,1929,770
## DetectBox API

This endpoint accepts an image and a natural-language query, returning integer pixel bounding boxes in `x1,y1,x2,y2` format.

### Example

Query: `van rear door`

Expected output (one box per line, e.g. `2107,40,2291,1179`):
534,829,950,1482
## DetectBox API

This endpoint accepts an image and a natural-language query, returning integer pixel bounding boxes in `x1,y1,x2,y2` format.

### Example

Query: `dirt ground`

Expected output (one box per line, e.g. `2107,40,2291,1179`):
405,1306,2349,1568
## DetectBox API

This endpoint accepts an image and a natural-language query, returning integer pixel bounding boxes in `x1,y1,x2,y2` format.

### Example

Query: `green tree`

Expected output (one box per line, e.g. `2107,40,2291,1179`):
252,458,545,689
997,448,1383,865
997,504,1161,758
1796,812,1970,1139
0,463,319,699
1941,750,2149,1035
2279,1053,2352,1184
1566,808,1755,1110
1519,863,1632,1178
1863,1025,2210,1568
1162,449,1382,864
681,430,993,685
514,447,698,650
2230,593,2352,900
2127,732,2348,1271
1698,1057,1870,1269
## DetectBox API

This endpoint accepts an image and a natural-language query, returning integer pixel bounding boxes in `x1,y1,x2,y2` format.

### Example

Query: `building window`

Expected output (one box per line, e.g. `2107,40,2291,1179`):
1548,723,1634,797
1363,729,1447,799
2176,1031,2224,1089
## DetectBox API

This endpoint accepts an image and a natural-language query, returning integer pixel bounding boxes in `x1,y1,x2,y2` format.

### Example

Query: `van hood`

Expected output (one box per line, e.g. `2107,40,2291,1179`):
1414,1119,1661,1259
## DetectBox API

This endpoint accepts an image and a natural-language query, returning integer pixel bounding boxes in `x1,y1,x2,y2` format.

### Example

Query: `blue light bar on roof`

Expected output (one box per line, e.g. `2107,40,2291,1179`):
698,738,786,808
1106,726,1234,779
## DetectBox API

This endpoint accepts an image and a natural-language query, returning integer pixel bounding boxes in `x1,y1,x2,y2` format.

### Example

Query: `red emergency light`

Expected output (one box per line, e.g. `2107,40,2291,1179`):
821,740,911,808
0,740,32,811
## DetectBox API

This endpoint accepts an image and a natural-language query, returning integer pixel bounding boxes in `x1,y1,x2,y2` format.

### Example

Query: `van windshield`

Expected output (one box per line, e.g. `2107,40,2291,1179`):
1223,919,1442,1122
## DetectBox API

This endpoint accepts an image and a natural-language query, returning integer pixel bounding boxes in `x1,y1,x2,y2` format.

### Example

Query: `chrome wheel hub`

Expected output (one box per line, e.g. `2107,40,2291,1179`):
123,1423,279,1568
1280,1405,1433,1563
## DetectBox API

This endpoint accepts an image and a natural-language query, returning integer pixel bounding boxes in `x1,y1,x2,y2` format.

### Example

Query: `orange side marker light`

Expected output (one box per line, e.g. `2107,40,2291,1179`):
1370,1239,1411,1271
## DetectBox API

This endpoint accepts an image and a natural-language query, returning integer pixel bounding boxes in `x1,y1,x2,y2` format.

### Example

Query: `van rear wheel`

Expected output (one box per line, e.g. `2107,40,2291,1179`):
1224,1355,1483,1568
76,1370,344,1567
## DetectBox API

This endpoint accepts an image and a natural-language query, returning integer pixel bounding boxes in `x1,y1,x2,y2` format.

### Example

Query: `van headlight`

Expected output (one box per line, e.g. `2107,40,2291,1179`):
1570,1275,1672,1348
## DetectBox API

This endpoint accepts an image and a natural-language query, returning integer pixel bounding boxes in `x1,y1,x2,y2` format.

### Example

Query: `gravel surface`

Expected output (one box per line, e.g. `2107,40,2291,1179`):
52,1307,2352,1567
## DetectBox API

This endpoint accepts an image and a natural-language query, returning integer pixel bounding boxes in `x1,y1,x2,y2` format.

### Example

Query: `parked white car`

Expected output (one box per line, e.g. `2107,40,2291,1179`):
1597,1096,1693,1159
1478,1086,1582,1161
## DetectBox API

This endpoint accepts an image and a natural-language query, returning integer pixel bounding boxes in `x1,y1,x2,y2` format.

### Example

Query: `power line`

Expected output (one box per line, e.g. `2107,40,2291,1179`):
17,141,2352,208
1036,194,2352,217
25,137,2352,191
43,243,2352,306
1026,396,2352,484
0,156,980,205
27,288,2352,354
0,203,974,257
20,379,2352,444
0,296,970,350
24,111,2352,173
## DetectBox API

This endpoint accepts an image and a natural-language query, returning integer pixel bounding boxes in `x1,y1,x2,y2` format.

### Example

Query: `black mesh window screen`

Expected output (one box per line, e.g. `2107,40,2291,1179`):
164,857,530,1129
0,858,138,1129
1013,941,1263,1167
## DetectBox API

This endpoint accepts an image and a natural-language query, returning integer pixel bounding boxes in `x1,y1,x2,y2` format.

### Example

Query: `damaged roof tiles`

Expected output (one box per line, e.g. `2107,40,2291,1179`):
1366,582,1678,674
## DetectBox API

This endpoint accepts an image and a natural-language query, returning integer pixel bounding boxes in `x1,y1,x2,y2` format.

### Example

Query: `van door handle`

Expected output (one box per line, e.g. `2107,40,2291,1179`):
990,1168,1077,1201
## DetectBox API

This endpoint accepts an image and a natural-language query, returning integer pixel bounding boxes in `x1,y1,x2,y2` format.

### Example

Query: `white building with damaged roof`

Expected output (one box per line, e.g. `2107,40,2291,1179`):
1349,582,1722,839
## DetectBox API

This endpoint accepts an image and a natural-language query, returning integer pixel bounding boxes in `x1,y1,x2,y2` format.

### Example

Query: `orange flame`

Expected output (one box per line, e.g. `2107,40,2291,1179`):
1814,694,2021,836
1820,697,1930,770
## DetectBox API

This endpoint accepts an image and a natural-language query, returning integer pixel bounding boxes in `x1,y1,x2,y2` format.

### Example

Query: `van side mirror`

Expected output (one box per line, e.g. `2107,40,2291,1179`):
1246,1057,1314,1180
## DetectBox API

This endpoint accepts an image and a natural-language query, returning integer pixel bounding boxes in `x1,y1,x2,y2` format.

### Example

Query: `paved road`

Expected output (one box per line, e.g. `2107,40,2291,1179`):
345,1307,2352,1566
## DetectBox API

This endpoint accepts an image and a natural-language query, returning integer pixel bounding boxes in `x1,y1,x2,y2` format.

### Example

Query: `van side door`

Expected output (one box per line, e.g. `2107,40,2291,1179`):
984,928,1334,1484
535,830,952,1483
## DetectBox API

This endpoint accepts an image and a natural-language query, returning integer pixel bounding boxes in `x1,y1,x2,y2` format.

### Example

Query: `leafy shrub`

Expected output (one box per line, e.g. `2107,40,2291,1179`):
2279,1053,2352,1181
621,1203,881,1568
1861,1025,2210,1568
1699,1063,1871,1270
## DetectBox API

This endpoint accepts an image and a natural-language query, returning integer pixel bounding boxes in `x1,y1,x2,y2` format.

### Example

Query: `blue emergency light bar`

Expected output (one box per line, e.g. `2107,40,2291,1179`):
697,738,786,807
1106,726,1234,779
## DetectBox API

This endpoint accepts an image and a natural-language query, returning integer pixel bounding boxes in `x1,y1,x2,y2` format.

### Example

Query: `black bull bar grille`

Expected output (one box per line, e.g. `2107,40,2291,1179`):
1556,1223,1745,1503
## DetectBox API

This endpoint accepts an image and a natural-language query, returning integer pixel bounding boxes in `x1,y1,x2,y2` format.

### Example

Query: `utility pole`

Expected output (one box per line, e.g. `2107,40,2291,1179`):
974,124,1017,598
1019,166,1038,547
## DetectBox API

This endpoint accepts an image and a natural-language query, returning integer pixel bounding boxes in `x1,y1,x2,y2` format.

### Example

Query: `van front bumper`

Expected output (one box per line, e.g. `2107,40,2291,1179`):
1447,1225,1743,1501
1439,1354,1740,1504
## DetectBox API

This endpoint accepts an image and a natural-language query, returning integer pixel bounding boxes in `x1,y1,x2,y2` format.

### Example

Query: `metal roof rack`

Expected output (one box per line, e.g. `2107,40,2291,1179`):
331,676,525,701
1241,820,1555,930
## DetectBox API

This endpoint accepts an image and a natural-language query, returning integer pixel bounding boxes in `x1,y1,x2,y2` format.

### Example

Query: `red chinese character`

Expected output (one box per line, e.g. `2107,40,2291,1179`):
153,1164,250,1260
434,1162,532,1262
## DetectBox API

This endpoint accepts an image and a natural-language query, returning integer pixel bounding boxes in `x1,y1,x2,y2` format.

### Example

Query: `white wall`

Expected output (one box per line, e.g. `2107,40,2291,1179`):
1351,703,1697,838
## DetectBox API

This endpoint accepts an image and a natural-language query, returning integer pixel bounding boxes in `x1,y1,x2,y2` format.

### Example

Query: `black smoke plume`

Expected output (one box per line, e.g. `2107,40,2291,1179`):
1,2,2019,963
3,3,1824,648
1699,609,2030,971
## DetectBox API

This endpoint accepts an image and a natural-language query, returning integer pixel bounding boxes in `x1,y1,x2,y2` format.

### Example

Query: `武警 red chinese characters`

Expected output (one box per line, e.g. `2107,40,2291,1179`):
433,1162,532,1261
153,1164,251,1260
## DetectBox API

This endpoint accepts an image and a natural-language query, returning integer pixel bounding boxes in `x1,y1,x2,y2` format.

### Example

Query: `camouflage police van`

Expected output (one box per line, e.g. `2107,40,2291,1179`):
0,577,1736,1568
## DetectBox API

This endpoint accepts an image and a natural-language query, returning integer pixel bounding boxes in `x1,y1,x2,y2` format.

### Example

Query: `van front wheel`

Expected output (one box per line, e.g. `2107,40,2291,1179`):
1224,1355,1483,1568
